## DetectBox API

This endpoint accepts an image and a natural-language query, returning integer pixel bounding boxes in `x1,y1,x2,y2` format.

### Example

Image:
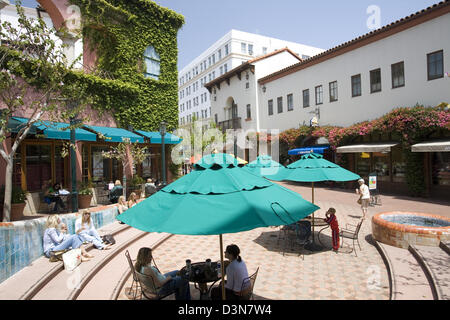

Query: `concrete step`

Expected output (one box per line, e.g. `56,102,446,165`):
413,245,450,300
377,242,433,300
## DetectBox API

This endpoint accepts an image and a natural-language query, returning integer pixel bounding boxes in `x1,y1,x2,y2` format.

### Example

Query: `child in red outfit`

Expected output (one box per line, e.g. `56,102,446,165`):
324,208,340,252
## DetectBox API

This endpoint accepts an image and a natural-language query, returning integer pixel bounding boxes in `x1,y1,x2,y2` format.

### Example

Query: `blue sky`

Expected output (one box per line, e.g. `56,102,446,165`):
20,0,440,69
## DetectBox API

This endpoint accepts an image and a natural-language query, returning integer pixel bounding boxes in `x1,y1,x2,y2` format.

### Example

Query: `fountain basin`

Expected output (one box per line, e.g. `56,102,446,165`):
372,211,450,249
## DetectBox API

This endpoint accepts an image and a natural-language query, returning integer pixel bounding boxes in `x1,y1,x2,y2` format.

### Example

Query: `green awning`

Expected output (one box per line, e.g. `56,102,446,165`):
135,130,181,144
85,125,144,143
10,117,97,141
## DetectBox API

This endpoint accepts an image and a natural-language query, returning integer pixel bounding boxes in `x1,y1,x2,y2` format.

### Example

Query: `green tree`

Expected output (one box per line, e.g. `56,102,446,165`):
0,2,88,221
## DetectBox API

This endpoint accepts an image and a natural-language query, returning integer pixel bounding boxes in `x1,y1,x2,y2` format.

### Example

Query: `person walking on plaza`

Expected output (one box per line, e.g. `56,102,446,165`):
43,215,93,261
356,178,370,219
324,208,340,252
144,178,157,198
75,210,111,250
135,247,191,300
211,244,249,300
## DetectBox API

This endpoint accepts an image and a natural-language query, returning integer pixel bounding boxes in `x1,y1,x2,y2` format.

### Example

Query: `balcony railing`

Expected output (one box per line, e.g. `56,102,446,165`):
218,117,241,133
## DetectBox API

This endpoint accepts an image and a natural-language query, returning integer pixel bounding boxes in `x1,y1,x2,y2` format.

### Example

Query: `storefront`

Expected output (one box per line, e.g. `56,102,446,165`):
411,140,450,198
336,142,409,195
4,117,181,212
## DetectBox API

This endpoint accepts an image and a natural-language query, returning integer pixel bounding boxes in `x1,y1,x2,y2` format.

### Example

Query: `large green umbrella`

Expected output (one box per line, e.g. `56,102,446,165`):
117,153,320,299
243,154,289,180
269,153,360,250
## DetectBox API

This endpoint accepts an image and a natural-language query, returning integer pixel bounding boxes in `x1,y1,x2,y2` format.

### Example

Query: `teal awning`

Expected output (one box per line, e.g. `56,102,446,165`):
10,117,97,141
85,125,144,143
135,130,181,144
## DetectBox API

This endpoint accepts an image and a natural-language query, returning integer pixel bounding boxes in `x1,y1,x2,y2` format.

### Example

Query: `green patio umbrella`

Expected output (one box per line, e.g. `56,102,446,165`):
243,154,290,180
269,153,360,250
117,153,320,299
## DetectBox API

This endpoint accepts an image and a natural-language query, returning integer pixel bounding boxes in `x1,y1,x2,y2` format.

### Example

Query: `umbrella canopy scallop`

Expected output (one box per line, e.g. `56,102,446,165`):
281,153,360,182
244,155,289,180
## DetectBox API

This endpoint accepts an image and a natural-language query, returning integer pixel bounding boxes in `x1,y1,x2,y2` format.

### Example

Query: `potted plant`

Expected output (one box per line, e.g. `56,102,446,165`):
0,185,28,221
78,180,94,209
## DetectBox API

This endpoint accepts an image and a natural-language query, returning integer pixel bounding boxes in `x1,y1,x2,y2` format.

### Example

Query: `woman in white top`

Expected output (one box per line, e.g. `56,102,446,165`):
356,178,370,219
117,196,128,224
128,192,139,208
75,210,111,250
134,247,191,300
211,244,249,300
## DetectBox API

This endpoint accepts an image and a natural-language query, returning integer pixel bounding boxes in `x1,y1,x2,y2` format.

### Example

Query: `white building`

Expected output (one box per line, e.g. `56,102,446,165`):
207,1,450,199
178,29,324,128
208,2,450,133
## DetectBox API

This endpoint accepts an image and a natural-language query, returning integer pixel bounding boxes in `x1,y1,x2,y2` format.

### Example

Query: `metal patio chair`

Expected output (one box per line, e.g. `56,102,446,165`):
238,267,260,300
339,219,364,256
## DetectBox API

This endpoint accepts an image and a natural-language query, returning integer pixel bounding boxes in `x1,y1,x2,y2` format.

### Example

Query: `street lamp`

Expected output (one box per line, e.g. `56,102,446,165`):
67,99,80,213
160,121,167,187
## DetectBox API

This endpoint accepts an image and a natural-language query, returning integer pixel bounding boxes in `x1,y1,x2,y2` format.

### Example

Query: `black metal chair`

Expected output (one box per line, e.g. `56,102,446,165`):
135,270,175,300
339,219,364,256
124,250,141,300
238,267,259,300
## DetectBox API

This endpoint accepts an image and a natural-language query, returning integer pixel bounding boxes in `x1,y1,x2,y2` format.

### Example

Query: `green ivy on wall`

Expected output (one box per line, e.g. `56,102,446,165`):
68,0,184,132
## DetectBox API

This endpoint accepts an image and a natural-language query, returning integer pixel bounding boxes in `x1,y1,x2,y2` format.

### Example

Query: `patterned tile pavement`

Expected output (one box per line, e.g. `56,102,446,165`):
118,182,449,300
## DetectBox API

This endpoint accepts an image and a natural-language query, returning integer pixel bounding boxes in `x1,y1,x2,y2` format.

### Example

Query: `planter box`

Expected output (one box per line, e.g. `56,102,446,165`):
78,194,93,209
11,203,26,221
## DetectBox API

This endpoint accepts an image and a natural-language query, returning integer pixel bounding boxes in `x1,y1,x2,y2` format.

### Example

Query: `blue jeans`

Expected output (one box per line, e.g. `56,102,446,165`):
45,234,83,258
158,270,191,300
79,229,105,249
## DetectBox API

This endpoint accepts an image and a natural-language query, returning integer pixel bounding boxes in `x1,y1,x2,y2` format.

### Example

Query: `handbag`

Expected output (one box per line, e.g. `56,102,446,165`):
62,248,82,271
101,234,116,245
357,196,362,205
49,249,69,262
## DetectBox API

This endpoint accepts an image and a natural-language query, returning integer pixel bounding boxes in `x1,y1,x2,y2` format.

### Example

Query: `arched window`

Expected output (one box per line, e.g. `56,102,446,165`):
144,45,160,80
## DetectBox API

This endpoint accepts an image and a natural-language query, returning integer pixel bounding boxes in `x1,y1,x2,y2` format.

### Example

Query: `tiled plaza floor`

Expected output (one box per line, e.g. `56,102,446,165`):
118,183,449,300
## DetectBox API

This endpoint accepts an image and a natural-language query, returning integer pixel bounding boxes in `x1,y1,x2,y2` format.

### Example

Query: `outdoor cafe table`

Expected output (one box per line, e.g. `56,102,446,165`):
300,216,330,248
178,261,229,300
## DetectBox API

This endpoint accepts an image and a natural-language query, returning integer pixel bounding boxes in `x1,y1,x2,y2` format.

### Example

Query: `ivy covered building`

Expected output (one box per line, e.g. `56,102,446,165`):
0,0,183,217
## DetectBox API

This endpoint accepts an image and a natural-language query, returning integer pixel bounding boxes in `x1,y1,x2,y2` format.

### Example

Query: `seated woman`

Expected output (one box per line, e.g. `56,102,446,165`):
43,214,93,261
44,182,66,212
211,244,249,300
117,196,128,224
135,247,191,300
109,180,123,204
75,210,111,250
128,192,138,208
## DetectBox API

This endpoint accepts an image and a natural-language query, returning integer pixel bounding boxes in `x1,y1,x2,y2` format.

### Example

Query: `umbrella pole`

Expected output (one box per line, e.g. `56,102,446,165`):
219,234,226,300
312,182,315,242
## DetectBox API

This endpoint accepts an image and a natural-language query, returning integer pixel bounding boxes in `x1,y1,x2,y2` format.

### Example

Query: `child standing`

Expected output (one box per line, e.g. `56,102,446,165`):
324,208,340,252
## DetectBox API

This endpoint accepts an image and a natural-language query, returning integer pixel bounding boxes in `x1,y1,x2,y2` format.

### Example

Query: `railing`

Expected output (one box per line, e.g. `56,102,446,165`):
218,117,241,133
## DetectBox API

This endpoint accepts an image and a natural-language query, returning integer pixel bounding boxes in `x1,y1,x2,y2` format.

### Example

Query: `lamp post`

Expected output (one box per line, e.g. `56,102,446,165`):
68,99,79,212
160,121,167,187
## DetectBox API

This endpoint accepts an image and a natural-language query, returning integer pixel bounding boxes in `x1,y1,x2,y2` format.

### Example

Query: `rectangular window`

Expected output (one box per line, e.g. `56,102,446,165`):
248,44,253,56
262,47,267,55
370,68,382,93
215,114,218,124
225,44,229,55
245,82,249,89
220,66,223,75
246,104,251,119
218,49,222,60
26,144,52,191
391,62,405,88
427,50,444,80
224,63,228,73
208,57,211,67
268,99,273,116
329,81,338,102
241,42,246,54
303,89,310,108
277,97,283,113
212,54,215,64
315,85,323,105
351,74,361,97
287,94,294,111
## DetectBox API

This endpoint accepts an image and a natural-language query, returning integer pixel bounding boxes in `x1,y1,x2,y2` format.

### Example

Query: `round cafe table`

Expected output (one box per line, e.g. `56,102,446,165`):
178,261,229,300
301,216,330,248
